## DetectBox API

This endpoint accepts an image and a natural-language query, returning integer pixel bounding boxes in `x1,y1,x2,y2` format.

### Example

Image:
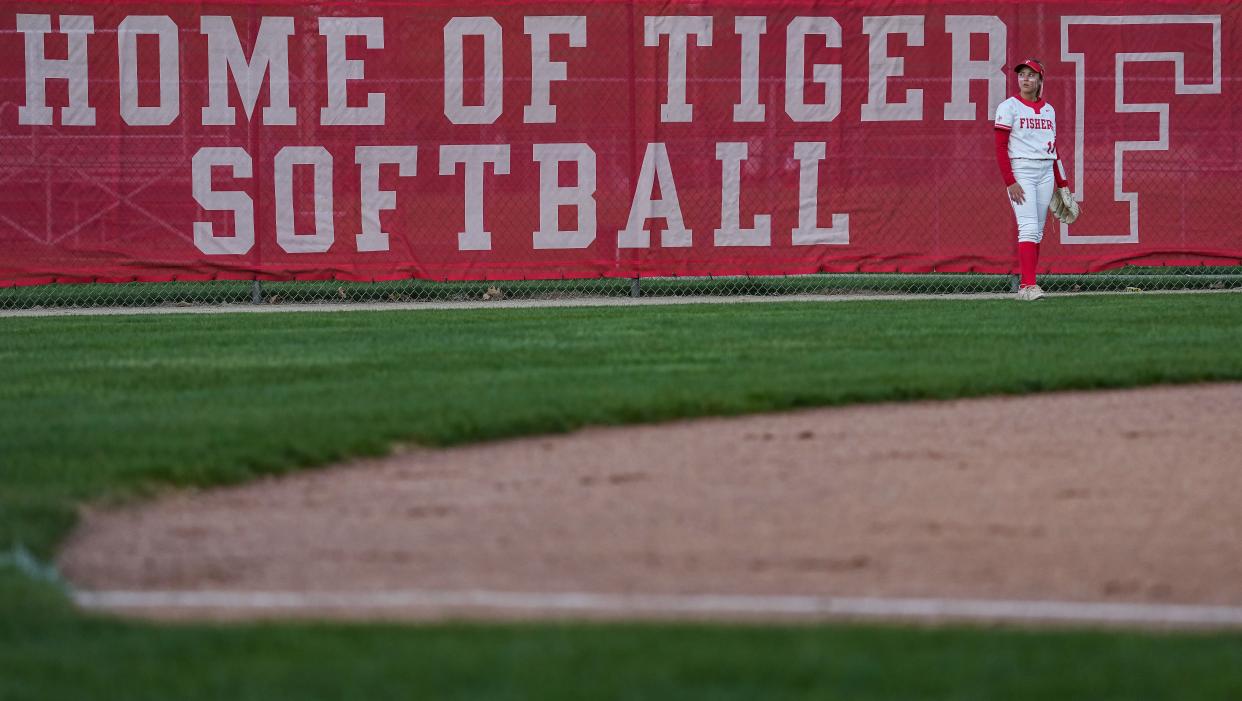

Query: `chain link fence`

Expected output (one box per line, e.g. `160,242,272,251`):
1,267,1238,310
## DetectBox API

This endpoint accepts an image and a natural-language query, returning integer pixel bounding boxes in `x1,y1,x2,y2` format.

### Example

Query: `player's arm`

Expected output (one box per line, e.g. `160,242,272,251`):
994,127,1016,186
995,126,1025,204
993,102,1024,204
1053,148,1069,189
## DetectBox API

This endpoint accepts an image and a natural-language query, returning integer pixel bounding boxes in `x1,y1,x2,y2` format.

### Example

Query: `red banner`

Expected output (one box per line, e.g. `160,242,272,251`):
1,0,1237,286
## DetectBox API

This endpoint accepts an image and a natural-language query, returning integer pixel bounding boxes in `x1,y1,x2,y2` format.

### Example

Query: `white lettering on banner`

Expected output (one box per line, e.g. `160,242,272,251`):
533,143,597,249
16,14,95,126
524,16,587,124
732,16,767,122
274,146,335,253
319,17,385,126
200,16,295,126
943,15,1006,121
355,146,417,253
785,17,842,123
42,10,1240,266
439,145,510,251
644,15,713,123
792,142,849,245
118,16,179,126
1060,15,1221,245
444,17,504,125
187,141,854,256
192,147,255,255
618,143,691,248
860,15,924,122
714,142,771,247
10,13,1067,129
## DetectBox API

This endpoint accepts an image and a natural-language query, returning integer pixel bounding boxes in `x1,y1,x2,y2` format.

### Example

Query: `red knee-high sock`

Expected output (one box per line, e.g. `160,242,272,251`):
1018,242,1039,287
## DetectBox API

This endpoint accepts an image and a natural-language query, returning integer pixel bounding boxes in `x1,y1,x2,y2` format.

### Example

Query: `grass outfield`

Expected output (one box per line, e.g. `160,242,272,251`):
3,294,1242,699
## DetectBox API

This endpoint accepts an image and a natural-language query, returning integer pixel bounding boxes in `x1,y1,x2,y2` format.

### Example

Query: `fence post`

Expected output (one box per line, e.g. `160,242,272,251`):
631,277,641,298
251,280,264,304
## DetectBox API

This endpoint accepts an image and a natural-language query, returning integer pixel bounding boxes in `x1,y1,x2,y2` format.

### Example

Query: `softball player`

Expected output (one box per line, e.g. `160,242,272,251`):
994,58,1069,301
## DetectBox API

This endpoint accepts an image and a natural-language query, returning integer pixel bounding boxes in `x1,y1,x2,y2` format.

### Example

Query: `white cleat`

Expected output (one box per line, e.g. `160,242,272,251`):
1016,284,1045,301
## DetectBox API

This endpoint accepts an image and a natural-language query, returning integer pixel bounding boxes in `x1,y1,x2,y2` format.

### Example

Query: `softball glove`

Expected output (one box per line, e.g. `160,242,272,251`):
1049,186,1080,224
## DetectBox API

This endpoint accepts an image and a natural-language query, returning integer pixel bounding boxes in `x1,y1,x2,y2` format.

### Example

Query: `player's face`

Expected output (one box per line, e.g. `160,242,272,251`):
1016,68,1041,93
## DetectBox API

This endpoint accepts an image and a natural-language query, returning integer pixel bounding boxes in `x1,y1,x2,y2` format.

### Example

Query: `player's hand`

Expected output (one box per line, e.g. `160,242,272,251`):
1007,183,1026,205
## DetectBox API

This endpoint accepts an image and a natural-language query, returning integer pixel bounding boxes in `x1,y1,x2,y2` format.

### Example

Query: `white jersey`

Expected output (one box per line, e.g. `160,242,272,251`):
994,96,1057,160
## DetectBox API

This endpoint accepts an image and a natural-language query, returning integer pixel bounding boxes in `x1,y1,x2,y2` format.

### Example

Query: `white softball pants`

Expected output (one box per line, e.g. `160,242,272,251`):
1010,158,1054,244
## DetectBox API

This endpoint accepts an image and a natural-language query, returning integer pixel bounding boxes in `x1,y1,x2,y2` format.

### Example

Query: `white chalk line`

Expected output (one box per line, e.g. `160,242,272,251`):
4,288,1236,319
0,293,1006,318
72,589,1242,627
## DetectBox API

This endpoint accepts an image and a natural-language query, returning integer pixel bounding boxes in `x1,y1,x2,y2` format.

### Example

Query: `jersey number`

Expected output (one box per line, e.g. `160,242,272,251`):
1046,140,1056,155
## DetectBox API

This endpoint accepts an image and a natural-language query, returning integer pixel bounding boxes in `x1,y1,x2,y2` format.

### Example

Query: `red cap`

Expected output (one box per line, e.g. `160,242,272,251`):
1012,59,1045,76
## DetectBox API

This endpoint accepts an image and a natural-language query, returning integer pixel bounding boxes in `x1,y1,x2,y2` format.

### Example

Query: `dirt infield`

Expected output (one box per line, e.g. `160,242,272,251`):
59,383,1242,626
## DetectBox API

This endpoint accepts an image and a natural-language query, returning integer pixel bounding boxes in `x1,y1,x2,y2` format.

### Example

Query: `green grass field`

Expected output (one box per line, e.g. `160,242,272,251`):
3,294,1242,699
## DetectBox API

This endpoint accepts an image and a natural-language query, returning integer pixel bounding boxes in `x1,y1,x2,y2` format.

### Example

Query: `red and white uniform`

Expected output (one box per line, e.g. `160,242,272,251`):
995,96,1058,162
994,95,1067,244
